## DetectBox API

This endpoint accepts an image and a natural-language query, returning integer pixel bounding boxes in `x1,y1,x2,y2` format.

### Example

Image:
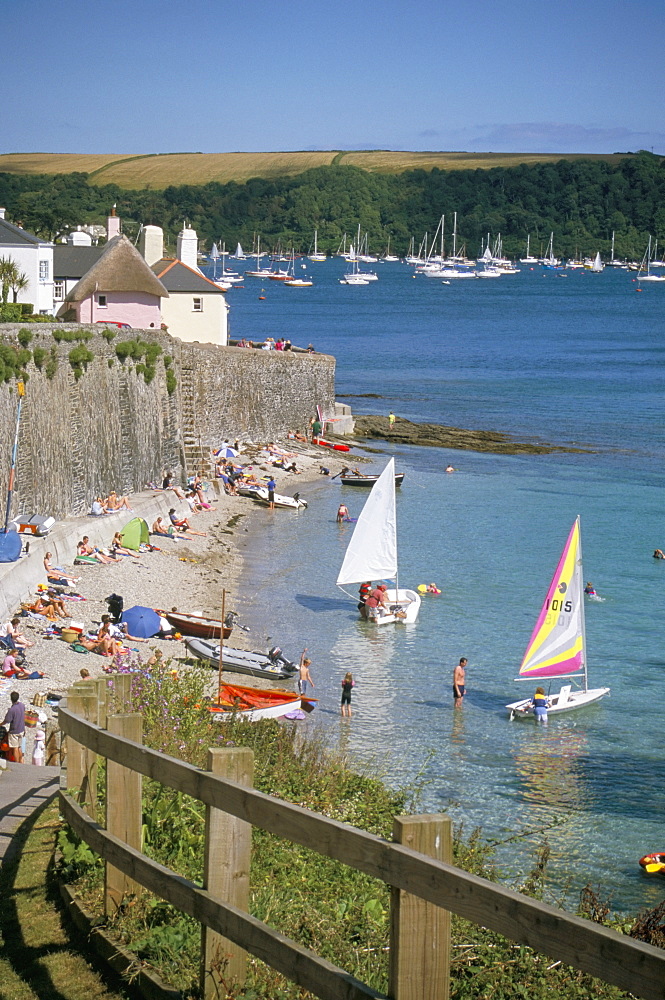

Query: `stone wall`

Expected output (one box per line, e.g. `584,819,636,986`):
0,325,336,519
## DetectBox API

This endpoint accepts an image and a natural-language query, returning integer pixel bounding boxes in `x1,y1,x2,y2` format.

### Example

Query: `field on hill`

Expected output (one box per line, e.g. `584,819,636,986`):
0,149,631,190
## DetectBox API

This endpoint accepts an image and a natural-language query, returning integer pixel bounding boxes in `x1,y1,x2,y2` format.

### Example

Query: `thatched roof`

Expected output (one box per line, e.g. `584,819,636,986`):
64,235,168,302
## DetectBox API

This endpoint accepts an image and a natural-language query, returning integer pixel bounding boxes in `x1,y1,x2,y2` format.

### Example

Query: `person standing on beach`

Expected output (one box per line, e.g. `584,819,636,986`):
298,650,315,695
341,672,355,717
453,657,467,708
2,691,25,762
389,411,396,427
311,416,323,440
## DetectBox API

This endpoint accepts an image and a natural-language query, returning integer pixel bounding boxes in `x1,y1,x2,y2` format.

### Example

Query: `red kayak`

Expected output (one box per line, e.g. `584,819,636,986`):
312,436,351,452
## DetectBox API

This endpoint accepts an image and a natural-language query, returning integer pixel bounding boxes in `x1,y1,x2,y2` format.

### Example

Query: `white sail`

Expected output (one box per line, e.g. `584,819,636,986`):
337,459,397,585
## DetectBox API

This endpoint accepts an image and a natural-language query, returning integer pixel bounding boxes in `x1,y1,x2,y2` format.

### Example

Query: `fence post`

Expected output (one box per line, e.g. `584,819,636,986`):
200,747,254,999
105,713,143,915
106,673,132,716
389,814,451,1000
65,691,98,817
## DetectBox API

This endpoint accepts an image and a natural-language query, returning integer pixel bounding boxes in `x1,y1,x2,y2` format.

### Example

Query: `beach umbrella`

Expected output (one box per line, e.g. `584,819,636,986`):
121,605,161,639
217,446,238,458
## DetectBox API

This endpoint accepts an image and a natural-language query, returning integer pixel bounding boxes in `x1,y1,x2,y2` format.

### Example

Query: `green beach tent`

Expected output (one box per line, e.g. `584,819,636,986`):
120,517,150,551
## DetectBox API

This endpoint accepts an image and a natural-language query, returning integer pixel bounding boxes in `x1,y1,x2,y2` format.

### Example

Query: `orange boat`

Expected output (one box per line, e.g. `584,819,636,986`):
208,683,316,721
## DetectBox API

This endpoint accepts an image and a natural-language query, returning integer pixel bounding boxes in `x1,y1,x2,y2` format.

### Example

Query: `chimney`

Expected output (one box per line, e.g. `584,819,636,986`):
177,223,199,269
140,225,165,267
107,204,121,240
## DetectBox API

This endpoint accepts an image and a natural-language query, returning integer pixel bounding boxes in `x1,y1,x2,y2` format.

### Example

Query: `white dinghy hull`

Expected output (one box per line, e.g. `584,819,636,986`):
507,683,610,719
370,588,421,624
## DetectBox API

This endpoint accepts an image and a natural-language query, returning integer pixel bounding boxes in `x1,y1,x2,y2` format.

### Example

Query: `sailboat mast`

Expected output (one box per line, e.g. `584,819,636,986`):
576,515,589,693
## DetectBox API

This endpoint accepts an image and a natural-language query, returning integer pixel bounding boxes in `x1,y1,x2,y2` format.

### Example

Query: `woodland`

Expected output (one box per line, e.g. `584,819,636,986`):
0,151,663,260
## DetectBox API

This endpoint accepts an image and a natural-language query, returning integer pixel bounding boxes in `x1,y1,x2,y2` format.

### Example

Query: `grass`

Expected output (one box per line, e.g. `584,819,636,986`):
0,796,130,1000
0,150,633,189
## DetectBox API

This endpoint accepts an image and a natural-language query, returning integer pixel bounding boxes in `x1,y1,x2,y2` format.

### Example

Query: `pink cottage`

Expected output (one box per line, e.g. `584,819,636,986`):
57,234,168,328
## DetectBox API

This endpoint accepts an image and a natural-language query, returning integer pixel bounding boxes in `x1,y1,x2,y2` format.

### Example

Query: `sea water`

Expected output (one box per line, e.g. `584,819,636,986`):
213,259,665,913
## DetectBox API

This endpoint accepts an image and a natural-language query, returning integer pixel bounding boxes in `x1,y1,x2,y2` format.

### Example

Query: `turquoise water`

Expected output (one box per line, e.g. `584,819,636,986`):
219,260,665,913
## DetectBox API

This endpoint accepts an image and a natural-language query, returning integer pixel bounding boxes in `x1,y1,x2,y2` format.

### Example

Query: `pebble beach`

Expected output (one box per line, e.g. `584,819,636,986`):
1,442,350,761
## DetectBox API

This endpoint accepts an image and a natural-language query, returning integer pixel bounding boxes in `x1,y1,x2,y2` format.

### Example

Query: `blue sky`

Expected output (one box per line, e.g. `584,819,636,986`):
3,0,664,155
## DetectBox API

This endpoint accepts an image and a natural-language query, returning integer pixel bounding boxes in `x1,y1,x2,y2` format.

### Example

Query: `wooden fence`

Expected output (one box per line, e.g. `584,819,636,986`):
58,678,665,1000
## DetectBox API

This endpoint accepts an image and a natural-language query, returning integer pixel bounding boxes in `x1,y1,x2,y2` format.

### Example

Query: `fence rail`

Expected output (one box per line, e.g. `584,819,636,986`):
58,691,665,1000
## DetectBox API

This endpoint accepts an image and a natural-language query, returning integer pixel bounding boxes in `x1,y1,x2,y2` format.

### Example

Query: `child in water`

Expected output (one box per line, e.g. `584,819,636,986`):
341,672,355,717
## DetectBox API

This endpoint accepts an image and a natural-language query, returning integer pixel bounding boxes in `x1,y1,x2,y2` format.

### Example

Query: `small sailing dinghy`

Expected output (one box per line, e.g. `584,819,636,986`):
506,517,610,719
336,458,420,624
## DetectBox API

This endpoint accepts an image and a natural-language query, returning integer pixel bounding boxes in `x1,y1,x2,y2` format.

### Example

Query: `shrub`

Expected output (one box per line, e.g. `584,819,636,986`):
165,368,177,395
45,347,58,380
32,346,47,369
17,329,33,347
101,328,116,342
0,303,23,322
53,329,93,343
68,345,94,380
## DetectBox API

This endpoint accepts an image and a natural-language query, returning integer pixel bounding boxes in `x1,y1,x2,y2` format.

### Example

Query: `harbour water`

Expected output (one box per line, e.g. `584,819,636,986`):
213,258,665,913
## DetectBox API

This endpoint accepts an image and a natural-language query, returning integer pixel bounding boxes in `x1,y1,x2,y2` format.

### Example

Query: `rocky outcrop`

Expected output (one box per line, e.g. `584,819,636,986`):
352,415,593,455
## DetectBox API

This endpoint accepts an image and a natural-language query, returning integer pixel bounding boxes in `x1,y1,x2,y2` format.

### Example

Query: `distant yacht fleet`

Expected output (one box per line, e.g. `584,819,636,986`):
203,227,664,289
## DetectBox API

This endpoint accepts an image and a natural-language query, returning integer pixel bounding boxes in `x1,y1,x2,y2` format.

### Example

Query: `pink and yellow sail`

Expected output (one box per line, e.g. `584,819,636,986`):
518,517,586,681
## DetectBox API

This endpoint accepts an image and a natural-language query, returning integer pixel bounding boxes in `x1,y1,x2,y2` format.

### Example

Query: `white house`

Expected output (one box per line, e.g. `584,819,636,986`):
0,208,55,314
141,224,229,345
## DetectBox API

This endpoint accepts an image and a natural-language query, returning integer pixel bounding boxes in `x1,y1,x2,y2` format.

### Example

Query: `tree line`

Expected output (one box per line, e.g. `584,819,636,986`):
1,151,663,260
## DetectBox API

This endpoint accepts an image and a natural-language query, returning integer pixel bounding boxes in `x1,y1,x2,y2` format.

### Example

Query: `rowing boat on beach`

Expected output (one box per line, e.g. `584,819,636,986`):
185,637,298,680
161,610,233,640
208,683,316,721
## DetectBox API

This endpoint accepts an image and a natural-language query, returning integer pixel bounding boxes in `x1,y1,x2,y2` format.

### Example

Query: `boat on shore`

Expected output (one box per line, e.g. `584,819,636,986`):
236,484,308,509
208,683,316,721
506,516,610,719
340,472,405,487
161,610,233,640
185,638,298,680
337,458,420,624
312,436,351,452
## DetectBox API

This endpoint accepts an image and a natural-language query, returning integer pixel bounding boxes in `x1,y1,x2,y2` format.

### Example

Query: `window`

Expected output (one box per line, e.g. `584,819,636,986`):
193,297,203,312
39,260,49,280
97,294,107,307
54,280,64,301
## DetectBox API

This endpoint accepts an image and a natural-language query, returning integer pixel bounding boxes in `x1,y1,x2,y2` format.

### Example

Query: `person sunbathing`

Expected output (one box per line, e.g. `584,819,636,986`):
162,473,186,500
104,491,133,511
77,537,116,565
168,509,206,536
90,497,110,516
43,552,80,587
3,650,46,680
80,619,123,657
152,516,175,538
23,592,67,620
2,617,35,649
110,531,141,559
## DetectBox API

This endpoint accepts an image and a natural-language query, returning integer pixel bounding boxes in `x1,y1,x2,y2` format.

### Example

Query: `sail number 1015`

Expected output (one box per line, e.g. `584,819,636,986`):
545,597,573,625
